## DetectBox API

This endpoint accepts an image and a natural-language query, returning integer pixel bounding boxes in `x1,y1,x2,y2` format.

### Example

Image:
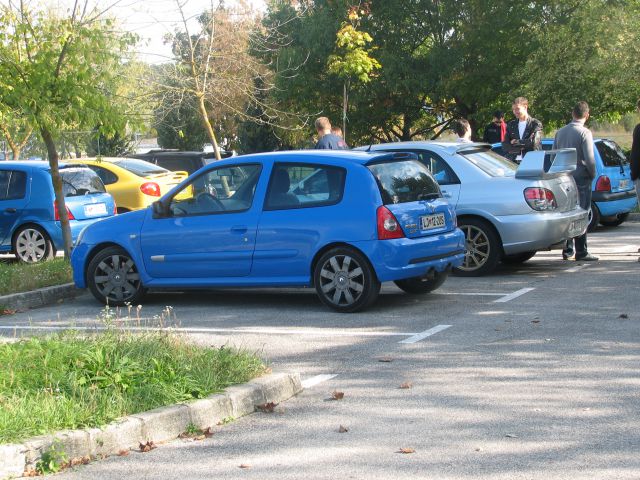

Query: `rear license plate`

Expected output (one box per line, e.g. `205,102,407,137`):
619,179,629,189
569,217,587,237
420,213,445,230
84,203,107,216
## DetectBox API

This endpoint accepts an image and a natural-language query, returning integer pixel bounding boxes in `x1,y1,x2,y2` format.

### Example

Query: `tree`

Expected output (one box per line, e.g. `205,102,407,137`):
0,1,139,257
0,110,33,160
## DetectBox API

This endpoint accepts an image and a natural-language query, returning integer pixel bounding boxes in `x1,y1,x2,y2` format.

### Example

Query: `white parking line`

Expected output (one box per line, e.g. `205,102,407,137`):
493,287,535,303
438,292,507,296
301,374,338,389
398,324,452,344
565,264,590,273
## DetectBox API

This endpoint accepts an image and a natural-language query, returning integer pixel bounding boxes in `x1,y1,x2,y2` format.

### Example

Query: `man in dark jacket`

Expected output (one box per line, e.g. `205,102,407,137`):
554,101,597,261
314,117,349,150
630,99,640,205
482,111,506,144
501,97,542,163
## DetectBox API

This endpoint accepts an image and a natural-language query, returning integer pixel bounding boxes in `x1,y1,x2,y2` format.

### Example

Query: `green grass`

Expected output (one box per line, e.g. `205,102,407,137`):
0,329,266,443
0,258,72,296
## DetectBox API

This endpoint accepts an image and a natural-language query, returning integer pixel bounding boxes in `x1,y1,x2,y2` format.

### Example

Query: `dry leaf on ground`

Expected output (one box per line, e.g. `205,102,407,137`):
619,314,629,319
338,425,349,433
505,434,518,438
256,402,278,412
118,449,130,456
378,356,394,362
399,382,413,389
331,390,345,400
239,464,251,469
139,441,157,452
398,448,415,454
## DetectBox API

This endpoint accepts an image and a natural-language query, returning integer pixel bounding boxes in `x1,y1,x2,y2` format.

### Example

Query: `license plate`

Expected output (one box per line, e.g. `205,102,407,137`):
420,213,445,230
84,203,107,216
569,218,587,237
619,179,629,189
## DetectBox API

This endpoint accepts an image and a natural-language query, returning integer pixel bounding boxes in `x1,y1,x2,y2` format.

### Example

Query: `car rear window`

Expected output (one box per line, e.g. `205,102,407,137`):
596,140,628,167
367,160,440,205
114,159,170,177
459,148,516,177
60,168,106,196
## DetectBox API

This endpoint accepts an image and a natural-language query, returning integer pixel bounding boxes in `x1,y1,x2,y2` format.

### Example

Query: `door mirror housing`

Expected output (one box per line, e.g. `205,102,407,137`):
152,200,168,218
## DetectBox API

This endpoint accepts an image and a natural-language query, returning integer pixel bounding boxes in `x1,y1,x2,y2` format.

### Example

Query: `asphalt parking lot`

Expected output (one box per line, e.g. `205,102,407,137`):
2,220,640,479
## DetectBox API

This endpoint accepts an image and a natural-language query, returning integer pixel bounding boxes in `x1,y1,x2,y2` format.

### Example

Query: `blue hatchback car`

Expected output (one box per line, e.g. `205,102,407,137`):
493,138,637,231
0,162,116,262
71,150,465,312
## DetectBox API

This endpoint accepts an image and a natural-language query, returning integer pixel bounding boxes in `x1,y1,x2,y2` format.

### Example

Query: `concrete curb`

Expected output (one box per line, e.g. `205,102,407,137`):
0,283,83,312
0,372,302,479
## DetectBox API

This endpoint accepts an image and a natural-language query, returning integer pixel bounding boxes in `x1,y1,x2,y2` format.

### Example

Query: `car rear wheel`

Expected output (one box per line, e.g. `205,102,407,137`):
313,247,380,313
87,246,146,306
587,202,600,232
454,218,500,277
599,212,629,227
501,251,536,264
13,226,55,263
394,271,448,294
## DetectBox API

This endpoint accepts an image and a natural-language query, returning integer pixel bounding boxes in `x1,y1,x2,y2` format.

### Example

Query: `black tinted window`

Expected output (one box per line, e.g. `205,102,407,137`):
596,140,627,167
0,170,27,200
60,168,106,196
367,160,441,204
114,159,168,177
87,165,118,185
155,157,200,174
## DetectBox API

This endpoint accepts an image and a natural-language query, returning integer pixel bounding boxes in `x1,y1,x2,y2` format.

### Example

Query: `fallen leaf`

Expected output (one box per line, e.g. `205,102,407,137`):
338,425,349,433
194,434,206,441
378,356,394,363
398,448,415,454
118,449,130,456
475,448,482,452
531,320,540,324
22,468,37,477
331,390,344,400
256,402,278,413
494,328,502,331
505,434,518,438
139,441,156,452
239,464,251,469
399,382,413,389
203,426,214,438
618,314,629,319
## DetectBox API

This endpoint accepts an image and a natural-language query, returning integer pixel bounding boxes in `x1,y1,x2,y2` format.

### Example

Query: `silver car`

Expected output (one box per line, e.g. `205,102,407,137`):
356,142,588,276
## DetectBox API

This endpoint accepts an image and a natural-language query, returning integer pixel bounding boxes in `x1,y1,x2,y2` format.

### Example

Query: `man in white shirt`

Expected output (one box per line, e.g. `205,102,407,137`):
501,97,543,163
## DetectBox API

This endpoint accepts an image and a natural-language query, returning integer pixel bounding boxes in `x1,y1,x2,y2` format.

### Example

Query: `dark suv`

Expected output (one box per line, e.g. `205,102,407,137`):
129,149,234,175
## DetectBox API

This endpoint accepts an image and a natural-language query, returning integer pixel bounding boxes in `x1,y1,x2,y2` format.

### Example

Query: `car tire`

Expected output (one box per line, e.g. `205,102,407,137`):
599,212,629,227
313,247,380,313
12,225,55,263
394,271,448,294
454,217,501,277
501,251,536,264
87,246,146,306
587,202,600,232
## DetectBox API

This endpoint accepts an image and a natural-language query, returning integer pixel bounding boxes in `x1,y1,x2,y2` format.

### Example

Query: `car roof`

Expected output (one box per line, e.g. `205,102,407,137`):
355,141,492,155
0,161,89,170
239,149,418,166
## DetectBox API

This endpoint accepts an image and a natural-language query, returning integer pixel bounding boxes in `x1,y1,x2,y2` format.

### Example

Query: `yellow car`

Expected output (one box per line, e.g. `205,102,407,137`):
71,157,189,213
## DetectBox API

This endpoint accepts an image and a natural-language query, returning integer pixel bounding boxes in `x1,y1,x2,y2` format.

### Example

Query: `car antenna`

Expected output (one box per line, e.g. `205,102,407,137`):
365,133,375,152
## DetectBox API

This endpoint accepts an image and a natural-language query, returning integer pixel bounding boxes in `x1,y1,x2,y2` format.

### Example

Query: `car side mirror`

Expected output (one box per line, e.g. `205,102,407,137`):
152,201,168,218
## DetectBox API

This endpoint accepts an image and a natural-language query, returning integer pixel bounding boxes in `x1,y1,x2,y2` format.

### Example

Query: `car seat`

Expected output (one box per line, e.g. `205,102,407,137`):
269,168,300,208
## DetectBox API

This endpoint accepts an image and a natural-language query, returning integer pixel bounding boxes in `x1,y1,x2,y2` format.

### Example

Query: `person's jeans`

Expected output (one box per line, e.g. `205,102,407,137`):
564,176,593,258
635,178,640,206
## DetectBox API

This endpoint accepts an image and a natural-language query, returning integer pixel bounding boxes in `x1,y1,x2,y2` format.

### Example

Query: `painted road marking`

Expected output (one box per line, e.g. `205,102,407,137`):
399,324,452,344
438,292,507,296
565,264,590,273
493,287,535,303
301,374,338,389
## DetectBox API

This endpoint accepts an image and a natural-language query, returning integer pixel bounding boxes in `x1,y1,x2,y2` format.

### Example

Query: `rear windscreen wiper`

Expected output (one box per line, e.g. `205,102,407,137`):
417,192,440,201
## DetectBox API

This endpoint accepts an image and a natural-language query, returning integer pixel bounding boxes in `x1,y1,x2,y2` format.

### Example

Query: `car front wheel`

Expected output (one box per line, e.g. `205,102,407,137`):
454,218,500,277
394,270,448,294
13,225,55,263
313,247,380,313
87,246,146,306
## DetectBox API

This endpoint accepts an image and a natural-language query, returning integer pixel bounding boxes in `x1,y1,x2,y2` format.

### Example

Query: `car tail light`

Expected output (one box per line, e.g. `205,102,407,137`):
524,187,557,211
54,201,75,221
140,182,161,197
595,175,611,192
377,206,405,239
113,202,118,215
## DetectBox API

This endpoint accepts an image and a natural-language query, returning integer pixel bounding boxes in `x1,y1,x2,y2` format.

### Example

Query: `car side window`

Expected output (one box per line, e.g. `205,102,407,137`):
0,170,27,200
402,151,459,185
88,166,118,185
266,163,345,210
168,164,261,217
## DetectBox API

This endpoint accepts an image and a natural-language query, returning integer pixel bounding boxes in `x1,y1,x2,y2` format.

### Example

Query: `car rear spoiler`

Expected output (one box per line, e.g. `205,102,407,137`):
515,148,577,179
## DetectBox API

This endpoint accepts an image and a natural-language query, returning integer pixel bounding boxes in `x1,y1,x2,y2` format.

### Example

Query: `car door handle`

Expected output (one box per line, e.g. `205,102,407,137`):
4,208,16,214
230,225,248,234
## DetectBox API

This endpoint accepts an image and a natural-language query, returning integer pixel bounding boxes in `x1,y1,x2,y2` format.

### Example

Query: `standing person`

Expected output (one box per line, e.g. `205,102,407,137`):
482,110,507,144
630,99,640,206
453,118,472,143
501,97,543,163
554,101,598,261
331,126,344,138
314,117,348,149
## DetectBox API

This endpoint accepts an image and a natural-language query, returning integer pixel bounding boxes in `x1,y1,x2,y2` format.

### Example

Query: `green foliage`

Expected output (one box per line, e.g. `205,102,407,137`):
0,258,72,296
86,129,135,157
36,441,68,475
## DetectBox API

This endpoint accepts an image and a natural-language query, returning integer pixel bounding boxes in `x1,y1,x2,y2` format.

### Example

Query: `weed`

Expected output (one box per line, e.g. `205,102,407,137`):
36,441,67,475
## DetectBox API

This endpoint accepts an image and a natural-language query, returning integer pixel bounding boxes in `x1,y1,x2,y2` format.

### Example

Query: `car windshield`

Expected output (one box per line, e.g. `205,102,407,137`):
459,148,517,177
114,159,170,177
367,160,440,205
596,139,628,167
59,168,106,196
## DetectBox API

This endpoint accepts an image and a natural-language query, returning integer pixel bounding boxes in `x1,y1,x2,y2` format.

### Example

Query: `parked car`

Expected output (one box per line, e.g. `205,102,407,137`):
0,162,116,263
355,142,589,276
71,150,466,312
71,158,189,213
129,149,234,175
493,138,637,231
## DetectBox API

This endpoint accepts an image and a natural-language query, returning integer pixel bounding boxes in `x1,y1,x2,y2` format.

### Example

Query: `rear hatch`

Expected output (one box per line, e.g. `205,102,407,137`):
595,139,634,192
366,156,456,238
60,167,114,220
115,158,189,195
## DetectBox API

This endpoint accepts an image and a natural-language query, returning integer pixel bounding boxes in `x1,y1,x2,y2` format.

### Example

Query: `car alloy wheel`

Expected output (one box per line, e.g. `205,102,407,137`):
87,246,146,306
454,218,500,277
313,247,380,313
13,226,54,263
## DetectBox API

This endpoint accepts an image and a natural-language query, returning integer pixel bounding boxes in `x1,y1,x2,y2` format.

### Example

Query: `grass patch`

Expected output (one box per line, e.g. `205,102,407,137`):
0,258,72,296
0,325,266,443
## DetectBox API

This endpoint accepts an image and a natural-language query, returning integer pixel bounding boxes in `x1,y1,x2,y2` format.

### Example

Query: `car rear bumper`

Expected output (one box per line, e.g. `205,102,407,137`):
496,208,589,254
593,189,637,217
353,228,466,282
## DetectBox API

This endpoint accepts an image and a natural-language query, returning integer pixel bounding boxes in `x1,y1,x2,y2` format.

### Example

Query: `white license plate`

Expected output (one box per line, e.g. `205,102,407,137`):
84,203,107,216
619,179,629,189
420,213,446,230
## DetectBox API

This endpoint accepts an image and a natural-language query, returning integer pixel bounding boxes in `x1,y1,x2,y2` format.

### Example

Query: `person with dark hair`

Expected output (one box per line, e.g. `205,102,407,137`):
554,101,597,261
482,111,507,144
501,97,543,163
314,117,348,149
453,118,472,143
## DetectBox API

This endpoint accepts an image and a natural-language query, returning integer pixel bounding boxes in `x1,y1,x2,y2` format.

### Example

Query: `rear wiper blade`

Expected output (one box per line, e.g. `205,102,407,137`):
417,192,440,201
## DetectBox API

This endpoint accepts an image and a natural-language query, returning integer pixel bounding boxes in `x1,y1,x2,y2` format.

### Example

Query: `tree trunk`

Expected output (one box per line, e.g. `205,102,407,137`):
197,95,230,194
41,127,73,259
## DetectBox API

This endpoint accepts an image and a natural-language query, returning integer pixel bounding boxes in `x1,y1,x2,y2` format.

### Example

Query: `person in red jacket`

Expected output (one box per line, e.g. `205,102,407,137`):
482,111,507,144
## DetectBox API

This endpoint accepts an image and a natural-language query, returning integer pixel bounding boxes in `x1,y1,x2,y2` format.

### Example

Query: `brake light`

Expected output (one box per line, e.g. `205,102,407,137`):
113,202,118,215
377,206,405,239
524,187,557,211
595,175,611,192
54,201,75,221
140,182,161,197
